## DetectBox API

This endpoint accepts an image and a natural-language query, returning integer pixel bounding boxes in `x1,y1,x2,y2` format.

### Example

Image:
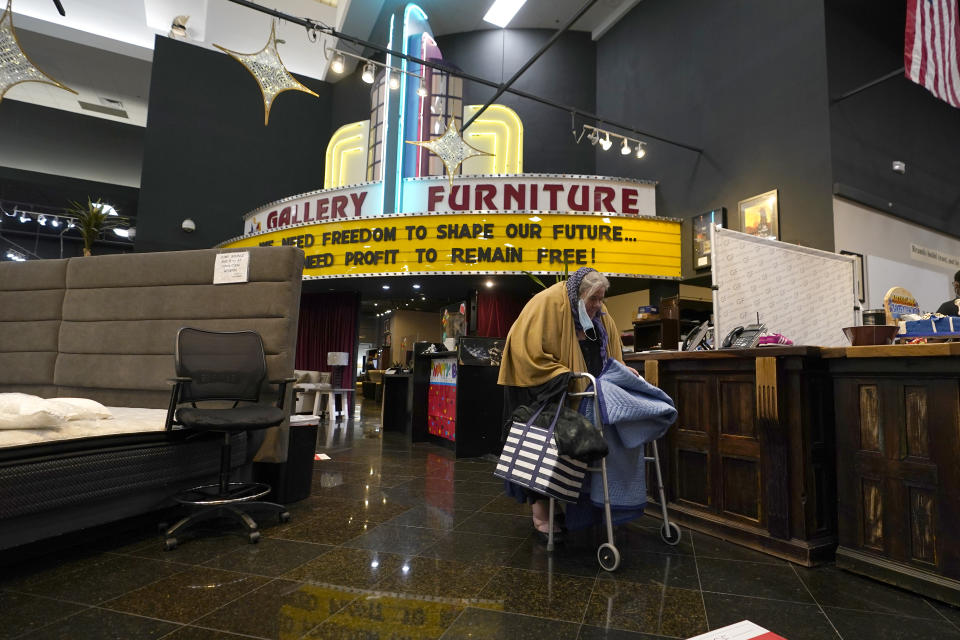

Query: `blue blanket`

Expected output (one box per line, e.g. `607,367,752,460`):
566,359,677,530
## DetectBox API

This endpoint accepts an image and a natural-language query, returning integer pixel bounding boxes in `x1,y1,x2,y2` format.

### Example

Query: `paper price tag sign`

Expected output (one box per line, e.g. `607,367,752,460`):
213,251,250,284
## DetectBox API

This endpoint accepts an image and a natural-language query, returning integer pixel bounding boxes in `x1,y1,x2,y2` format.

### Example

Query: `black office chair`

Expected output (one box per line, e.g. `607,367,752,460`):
162,327,294,550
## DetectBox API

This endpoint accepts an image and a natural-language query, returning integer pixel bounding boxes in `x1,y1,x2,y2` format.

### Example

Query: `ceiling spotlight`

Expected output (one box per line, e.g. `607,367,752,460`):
382,284,390,290
587,129,599,146
416,84,428,98
50,217,60,227
330,53,345,74
485,280,494,288
388,74,400,90
361,62,376,84
67,219,76,229
412,284,421,289
37,214,46,226
636,143,646,159
620,139,631,155
100,203,118,216
19,214,29,223
599,133,612,151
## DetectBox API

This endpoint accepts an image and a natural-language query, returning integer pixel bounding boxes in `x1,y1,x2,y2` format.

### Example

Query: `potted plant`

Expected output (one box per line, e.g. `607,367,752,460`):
65,198,130,256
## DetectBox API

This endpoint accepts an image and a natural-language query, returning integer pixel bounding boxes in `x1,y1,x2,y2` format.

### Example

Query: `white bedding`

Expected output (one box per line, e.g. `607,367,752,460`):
0,407,169,449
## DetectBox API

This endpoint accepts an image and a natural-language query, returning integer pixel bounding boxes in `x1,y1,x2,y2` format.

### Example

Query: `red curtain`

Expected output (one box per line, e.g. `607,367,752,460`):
476,289,527,338
295,292,359,390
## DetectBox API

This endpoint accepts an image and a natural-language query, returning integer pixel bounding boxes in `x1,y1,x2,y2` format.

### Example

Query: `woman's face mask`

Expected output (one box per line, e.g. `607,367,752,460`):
578,299,598,341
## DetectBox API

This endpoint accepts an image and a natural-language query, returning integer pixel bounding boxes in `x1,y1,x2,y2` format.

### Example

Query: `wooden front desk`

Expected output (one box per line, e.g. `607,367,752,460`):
823,343,960,605
626,348,836,566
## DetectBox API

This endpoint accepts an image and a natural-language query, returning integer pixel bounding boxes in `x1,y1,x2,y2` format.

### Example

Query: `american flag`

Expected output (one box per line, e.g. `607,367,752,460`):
905,0,960,108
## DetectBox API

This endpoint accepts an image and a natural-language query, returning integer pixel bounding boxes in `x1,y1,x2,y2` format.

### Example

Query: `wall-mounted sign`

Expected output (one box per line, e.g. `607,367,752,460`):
219,211,681,279
239,174,656,237
910,243,960,270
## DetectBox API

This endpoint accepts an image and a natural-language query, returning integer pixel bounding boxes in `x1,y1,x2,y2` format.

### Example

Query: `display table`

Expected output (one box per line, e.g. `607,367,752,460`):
823,343,960,605
625,347,836,566
296,383,353,422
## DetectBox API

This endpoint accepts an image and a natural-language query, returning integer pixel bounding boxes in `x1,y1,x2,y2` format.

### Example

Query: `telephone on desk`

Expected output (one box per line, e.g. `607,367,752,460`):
681,321,712,351
721,323,766,349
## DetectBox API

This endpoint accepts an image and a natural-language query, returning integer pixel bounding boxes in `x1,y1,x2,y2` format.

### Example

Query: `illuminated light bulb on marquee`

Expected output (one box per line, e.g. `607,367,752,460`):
0,0,76,103
214,21,318,126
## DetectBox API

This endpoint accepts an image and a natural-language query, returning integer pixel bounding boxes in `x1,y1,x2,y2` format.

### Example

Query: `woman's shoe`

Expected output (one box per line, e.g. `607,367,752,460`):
533,517,565,544
534,528,564,544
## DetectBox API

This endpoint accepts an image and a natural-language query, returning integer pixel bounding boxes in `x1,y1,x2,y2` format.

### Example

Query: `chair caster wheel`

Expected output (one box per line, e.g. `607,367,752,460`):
598,543,620,571
279,511,291,524
248,531,260,544
660,522,682,546
164,537,178,551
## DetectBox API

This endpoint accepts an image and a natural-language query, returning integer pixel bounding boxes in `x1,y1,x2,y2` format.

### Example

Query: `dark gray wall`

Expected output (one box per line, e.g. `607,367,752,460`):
436,29,596,175
136,36,333,253
0,99,144,188
826,0,960,236
596,0,835,278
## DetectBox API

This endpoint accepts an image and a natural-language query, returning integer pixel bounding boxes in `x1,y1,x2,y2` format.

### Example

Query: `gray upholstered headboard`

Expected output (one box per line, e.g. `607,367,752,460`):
0,247,304,409
0,258,67,398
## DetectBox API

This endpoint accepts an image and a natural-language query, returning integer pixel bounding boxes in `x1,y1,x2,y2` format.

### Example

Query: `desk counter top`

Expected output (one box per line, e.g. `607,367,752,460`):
821,342,960,358
626,343,960,361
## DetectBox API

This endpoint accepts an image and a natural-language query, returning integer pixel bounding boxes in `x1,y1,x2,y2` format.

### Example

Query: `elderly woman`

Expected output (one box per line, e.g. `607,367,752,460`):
498,266,635,540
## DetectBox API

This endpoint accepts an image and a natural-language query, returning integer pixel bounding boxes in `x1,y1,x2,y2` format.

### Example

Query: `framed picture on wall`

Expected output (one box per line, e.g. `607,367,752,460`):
840,250,866,303
738,189,779,240
692,207,726,269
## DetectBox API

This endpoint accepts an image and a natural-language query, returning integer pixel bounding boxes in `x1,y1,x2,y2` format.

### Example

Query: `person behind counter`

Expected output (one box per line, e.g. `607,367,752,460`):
497,267,638,541
936,270,960,316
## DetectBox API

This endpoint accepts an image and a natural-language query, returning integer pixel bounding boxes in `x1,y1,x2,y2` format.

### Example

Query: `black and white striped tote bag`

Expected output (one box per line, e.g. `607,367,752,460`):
494,395,588,503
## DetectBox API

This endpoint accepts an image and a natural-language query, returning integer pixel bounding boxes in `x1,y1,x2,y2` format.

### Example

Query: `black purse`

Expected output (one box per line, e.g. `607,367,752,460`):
510,402,608,463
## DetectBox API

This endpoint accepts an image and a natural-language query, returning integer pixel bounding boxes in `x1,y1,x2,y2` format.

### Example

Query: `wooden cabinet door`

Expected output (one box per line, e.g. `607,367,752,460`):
669,374,713,511
716,373,763,527
837,378,959,575
667,371,763,527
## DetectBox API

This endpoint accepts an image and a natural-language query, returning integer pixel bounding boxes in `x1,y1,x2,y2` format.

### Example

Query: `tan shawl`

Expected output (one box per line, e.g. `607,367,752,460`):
498,281,623,391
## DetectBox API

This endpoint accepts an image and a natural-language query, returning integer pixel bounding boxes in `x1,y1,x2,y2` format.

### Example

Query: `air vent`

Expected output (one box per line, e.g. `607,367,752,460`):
78,97,128,118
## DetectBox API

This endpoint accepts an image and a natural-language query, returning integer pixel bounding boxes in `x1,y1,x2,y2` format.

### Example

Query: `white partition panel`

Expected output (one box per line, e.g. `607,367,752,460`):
711,227,857,348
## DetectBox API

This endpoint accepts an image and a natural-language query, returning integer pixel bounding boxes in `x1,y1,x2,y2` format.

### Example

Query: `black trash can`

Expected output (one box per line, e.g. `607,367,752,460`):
253,418,318,504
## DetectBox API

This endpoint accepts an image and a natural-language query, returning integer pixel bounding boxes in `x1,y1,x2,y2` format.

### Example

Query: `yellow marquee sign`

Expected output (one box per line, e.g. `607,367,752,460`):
220,212,681,279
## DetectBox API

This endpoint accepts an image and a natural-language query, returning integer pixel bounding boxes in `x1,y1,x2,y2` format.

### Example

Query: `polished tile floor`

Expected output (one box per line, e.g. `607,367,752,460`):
3,401,960,639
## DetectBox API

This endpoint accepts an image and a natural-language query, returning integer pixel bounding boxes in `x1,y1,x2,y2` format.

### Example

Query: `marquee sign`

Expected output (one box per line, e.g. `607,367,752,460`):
240,174,656,236
219,211,681,279
402,175,655,217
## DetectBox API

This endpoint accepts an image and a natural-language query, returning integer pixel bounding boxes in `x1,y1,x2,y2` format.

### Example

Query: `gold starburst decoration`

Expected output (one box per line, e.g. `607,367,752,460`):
407,120,492,184
214,21,318,125
0,0,76,103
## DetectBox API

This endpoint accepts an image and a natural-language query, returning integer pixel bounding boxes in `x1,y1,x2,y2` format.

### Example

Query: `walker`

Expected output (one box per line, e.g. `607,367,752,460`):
546,371,681,572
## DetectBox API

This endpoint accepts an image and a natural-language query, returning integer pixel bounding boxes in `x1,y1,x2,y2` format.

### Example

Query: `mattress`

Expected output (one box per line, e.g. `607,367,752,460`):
0,406,168,449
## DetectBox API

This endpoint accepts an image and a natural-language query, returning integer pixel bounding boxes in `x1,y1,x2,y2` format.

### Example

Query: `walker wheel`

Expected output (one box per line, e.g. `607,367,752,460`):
164,537,178,551
248,530,261,544
598,543,620,571
279,511,291,524
660,522,682,546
